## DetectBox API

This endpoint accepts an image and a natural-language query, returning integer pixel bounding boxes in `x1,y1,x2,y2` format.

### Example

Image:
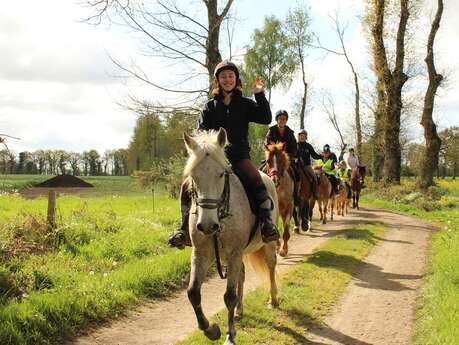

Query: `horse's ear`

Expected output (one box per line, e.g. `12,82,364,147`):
217,128,227,147
183,132,198,153
264,144,270,151
279,142,285,151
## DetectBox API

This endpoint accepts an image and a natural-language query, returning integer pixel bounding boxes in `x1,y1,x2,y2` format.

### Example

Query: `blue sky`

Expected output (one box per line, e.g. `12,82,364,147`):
1,0,457,155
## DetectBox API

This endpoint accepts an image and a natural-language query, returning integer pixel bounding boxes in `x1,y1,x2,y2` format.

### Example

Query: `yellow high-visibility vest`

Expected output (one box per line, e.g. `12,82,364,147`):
317,159,336,176
337,168,351,181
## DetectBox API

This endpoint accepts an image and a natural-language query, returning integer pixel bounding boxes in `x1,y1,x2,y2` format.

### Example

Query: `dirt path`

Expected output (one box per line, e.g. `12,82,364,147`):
307,208,434,345
71,208,434,345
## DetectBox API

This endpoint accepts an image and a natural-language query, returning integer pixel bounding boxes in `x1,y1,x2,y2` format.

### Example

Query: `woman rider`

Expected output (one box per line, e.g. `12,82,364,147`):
337,160,352,199
316,145,339,195
296,129,322,199
168,60,280,249
264,109,299,201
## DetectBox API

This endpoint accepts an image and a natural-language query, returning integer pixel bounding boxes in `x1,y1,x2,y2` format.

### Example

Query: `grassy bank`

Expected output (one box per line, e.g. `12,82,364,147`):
177,223,385,345
361,179,459,345
0,177,189,345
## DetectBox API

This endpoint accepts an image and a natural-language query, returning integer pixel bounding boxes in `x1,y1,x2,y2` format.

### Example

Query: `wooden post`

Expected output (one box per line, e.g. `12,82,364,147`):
47,190,56,229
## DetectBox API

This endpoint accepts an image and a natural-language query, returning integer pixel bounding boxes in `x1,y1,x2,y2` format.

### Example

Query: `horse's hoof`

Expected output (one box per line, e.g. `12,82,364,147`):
224,333,236,345
269,299,279,309
294,226,300,234
235,311,243,321
204,323,221,340
322,220,326,225
279,248,288,257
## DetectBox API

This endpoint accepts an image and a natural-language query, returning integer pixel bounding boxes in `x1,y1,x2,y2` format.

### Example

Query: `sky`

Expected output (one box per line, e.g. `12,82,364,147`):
1,0,458,155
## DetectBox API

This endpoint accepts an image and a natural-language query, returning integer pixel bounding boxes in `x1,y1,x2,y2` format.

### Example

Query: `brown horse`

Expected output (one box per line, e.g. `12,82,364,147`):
350,166,366,209
311,167,333,224
265,142,294,257
335,180,349,216
293,164,314,232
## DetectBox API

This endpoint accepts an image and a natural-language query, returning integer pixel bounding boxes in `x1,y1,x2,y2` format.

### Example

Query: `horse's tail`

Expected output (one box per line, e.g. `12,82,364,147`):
244,247,275,284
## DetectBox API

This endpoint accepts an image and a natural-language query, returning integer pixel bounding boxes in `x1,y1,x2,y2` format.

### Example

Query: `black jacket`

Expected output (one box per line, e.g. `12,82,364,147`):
265,125,297,159
297,142,322,166
198,92,272,163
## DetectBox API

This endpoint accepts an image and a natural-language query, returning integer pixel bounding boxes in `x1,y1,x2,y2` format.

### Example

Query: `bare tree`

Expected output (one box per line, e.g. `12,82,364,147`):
419,0,444,189
321,92,348,160
84,0,234,110
314,13,362,159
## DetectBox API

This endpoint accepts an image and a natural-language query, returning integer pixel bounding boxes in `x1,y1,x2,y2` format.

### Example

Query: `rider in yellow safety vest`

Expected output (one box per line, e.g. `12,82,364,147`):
316,146,339,194
337,160,352,198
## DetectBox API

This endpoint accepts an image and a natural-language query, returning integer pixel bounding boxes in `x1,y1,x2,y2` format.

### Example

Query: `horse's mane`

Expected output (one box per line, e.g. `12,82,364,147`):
265,142,290,172
183,130,229,177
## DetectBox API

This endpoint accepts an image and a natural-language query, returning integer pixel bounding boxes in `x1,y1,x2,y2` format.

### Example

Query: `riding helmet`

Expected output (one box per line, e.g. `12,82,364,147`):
298,129,307,136
214,60,240,80
275,109,289,120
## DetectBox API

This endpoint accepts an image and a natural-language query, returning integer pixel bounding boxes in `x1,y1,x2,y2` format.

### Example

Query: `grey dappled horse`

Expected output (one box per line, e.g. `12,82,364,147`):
183,129,279,345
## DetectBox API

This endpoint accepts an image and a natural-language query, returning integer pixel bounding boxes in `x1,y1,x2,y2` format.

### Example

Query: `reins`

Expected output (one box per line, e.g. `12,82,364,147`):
190,169,258,280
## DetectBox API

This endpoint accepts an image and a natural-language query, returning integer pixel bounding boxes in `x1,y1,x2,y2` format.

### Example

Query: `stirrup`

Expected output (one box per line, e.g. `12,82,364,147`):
261,221,280,243
168,230,186,250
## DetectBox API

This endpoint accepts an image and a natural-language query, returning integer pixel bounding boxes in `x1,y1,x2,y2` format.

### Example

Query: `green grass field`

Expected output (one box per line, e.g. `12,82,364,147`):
361,178,459,345
0,175,188,345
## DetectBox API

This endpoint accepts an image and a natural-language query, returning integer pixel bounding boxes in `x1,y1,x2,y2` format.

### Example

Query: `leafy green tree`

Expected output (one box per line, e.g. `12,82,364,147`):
242,16,296,104
285,5,312,129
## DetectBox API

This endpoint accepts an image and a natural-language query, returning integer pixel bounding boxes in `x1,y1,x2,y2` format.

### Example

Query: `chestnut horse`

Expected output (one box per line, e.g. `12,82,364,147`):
264,142,294,257
311,167,334,224
350,166,366,209
336,180,349,216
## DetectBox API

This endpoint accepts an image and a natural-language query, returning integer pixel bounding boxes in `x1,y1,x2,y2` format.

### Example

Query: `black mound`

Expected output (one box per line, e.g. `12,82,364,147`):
34,175,94,188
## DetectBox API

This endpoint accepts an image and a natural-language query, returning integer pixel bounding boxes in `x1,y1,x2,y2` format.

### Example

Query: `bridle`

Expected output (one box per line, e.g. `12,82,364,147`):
191,168,232,222
267,152,283,186
190,168,232,280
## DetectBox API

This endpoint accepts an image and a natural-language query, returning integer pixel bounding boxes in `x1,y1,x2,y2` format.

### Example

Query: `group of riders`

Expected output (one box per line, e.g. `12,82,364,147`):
168,60,363,250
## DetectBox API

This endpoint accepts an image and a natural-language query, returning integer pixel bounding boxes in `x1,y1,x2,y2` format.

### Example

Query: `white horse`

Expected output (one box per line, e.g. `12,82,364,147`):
184,128,279,345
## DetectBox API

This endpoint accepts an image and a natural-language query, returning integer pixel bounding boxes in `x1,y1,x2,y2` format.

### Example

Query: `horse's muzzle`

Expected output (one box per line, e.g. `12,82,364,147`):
196,221,220,235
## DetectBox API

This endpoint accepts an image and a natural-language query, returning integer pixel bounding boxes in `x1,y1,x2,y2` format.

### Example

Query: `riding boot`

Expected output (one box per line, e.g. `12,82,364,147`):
332,176,339,195
312,174,320,200
168,184,192,249
293,179,301,205
254,185,280,243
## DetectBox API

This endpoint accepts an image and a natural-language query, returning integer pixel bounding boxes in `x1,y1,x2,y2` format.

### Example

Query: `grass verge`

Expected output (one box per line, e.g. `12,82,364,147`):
0,191,191,345
177,223,385,345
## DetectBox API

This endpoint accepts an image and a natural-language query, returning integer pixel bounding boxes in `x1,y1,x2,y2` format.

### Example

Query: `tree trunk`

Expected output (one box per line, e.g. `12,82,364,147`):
353,72,362,158
371,0,409,184
205,0,234,91
419,0,443,189
299,56,308,129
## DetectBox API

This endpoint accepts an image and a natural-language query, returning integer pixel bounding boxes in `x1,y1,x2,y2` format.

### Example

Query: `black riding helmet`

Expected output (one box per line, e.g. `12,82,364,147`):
275,109,289,121
323,144,331,153
298,129,307,136
214,60,240,80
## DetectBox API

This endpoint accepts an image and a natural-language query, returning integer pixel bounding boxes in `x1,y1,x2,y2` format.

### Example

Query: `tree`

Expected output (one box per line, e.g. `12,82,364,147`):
84,0,234,110
419,0,444,189
113,149,129,175
368,0,410,184
320,91,348,160
68,152,81,176
56,150,70,175
439,127,459,178
87,150,101,176
242,16,296,104
285,5,312,129
315,12,362,158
